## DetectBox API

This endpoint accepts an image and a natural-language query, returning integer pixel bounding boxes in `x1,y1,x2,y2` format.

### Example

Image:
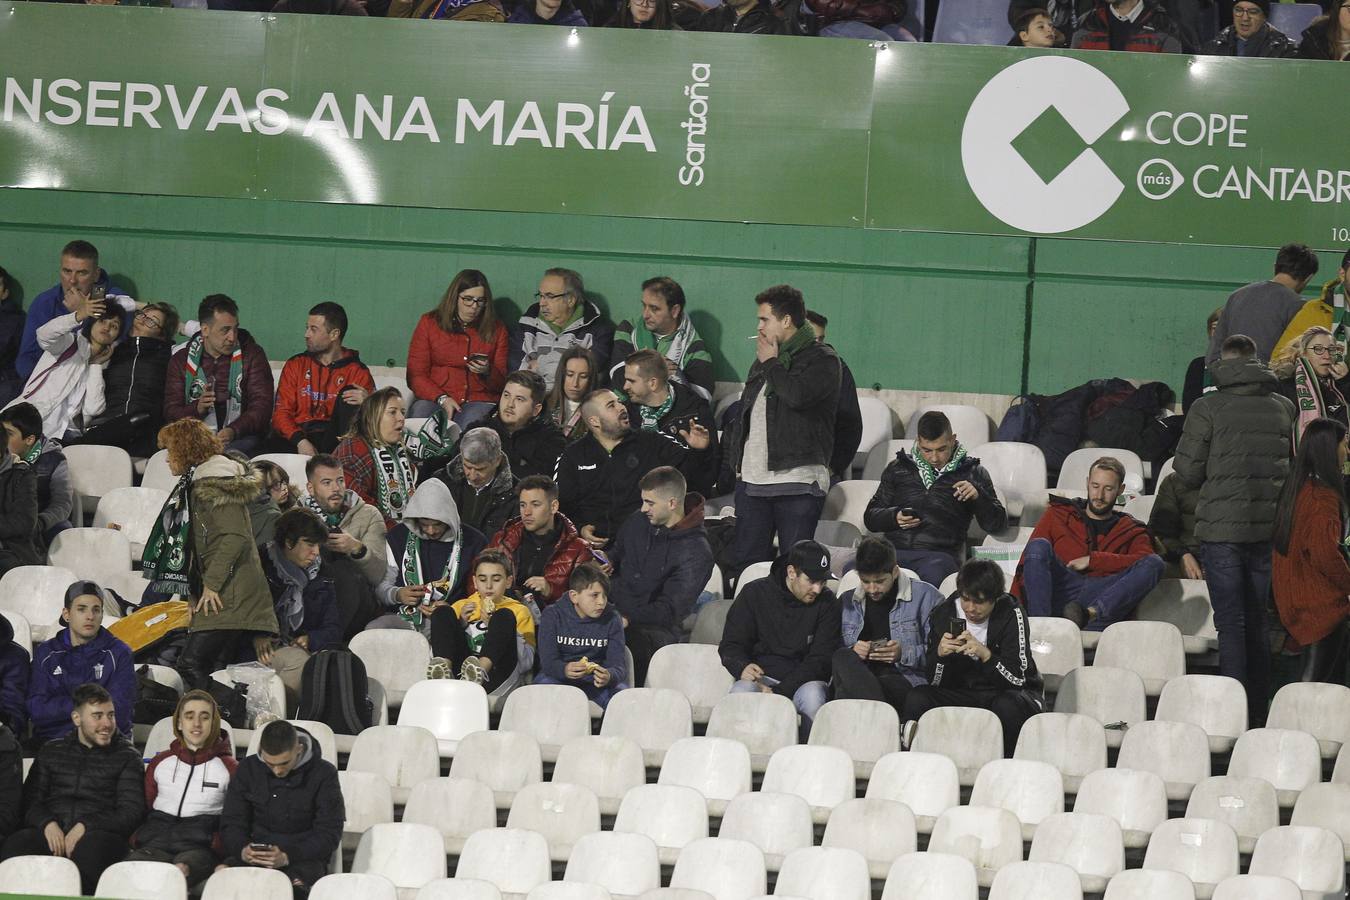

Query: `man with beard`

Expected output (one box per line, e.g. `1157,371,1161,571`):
1011,456,1163,630
554,388,711,549
300,454,387,635
482,372,567,482
269,302,374,456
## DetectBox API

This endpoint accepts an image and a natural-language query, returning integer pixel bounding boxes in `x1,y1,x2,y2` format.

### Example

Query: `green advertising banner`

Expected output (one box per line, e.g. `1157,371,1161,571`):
1,3,1347,248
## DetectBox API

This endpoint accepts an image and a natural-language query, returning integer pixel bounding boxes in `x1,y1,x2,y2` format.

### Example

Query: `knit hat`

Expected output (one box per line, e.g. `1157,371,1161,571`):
1235,0,1270,18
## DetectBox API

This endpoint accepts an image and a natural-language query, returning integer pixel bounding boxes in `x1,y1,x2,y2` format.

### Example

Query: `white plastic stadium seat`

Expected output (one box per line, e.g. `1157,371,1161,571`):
1155,675,1247,754
881,852,979,900
95,860,187,900
853,397,896,471
92,485,169,557
311,873,398,900
987,861,1083,900
1228,728,1322,809
669,837,767,900
600,687,692,768
971,442,1047,520
821,481,880,535
351,822,448,896
807,699,899,779
1073,768,1168,851
337,770,395,852
401,777,497,855
761,745,855,824
0,855,82,896
374,374,415,409
396,679,489,756
563,831,662,898
251,453,310,490
733,562,773,599
647,644,734,724
201,866,296,900
499,683,593,763
705,691,796,772
1028,812,1125,894
970,759,1065,841
1013,712,1106,794
774,847,870,900
1211,876,1301,900
1053,666,1147,750
346,725,441,806
862,439,915,482
351,629,434,707
1186,775,1280,856
245,719,338,762
1116,720,1210,802
47,528,133,585
1101,870,1196,900
1267,682,1350,759
63,443,133,521
1092,621,1185,696
864,750,960,834
821,798,917,881
1056,448,1145,491
417,880,504,900
455,829,553,898
507,781,601,862
718,791,814,873
1248,825,1346,900
616,784,709,866
1291,782,1350,861
658,736,753,818
141,449,176,493
910,706,1003,786
0,564,76,642
907,405,991,448
529,885,611,900
448,729,543,809
1143,818,1239,900
555,735,648,817
927,805,1024,888
1,610,32,658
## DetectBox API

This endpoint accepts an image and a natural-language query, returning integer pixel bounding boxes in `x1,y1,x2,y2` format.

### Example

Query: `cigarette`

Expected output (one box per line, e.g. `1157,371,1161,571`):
748,335,760,340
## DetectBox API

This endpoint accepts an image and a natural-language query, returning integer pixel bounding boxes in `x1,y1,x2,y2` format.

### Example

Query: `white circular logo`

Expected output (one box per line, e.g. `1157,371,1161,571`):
961,57,1130,234
1136,157,1185,200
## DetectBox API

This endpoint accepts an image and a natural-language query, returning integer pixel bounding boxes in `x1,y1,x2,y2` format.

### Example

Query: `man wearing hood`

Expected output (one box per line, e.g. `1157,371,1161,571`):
28,582,135,743
511,268,615,390
1011,457,1162,630
164,295,274,455
433,427,518,540
0,611,30,736
369,478,487,634
719,540,842,739
609,467,714,687
269,302,375,456
0,429,42,577
0,684,146,895
221,719,343,895
1175,334,1295,727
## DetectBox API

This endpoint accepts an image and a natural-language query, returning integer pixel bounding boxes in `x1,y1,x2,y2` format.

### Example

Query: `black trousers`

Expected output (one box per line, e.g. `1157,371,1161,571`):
830,647,914,715
178,629,248,692
430,607,518,693
623,624,675,690
261,404,360,456
70,412,161,458
1301,619,1350,685
1,827,129,895
902,684,1043,758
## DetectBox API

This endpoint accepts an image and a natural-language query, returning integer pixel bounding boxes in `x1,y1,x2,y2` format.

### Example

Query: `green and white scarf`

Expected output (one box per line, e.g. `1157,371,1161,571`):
637,389,676,431
20,437,45,466
397,528,463,628
764,323,816,398
633,314,697,369
913,443,967,490
300,489,352,529
142,469,195,596
183,333,243,432
406,406,460,462
373,443,416,522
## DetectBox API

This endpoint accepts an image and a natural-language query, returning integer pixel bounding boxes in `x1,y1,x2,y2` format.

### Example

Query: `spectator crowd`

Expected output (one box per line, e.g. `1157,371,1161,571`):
1,239,1349,896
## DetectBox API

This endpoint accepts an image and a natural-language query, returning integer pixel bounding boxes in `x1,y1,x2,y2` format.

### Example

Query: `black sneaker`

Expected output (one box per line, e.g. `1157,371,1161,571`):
1063,601,1088,629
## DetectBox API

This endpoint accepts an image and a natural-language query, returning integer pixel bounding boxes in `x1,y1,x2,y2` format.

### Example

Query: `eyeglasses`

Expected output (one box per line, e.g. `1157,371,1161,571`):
631,0,657,8
1231,6,1263,16
1308,345,1337,356
534,291,570,302
135,311,165,327
458,294,488,307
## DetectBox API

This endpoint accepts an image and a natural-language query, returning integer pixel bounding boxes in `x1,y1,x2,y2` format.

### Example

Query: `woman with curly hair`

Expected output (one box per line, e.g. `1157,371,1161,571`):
334,387,417,530
406,269,508,431
145,418,277,690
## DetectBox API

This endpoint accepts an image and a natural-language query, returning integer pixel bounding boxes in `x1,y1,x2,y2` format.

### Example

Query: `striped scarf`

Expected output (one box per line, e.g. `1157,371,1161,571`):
913,443,967,490
183,334,242,432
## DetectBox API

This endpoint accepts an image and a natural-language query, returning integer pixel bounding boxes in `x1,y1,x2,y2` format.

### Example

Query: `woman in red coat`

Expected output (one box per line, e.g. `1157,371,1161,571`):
1273,416,1350,684
407,269,508,430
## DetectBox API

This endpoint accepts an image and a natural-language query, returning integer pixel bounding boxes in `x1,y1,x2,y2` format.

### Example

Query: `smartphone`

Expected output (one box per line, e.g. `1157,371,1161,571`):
869,639,887,650
468,353,489,365
249,842,271,851
328,525,342,534
949,618,966,637
900,507,917,518
90,285,107,302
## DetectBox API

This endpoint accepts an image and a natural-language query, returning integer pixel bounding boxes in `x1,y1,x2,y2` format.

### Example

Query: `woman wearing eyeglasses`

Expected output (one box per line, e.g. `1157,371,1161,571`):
609,0,677,28
1297,0,1350,59
407,269,507,431
1273,326,1350,441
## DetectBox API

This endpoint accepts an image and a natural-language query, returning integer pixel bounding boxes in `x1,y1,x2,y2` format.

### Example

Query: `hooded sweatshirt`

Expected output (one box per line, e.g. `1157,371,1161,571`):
0,613,29,735
1173,355,1296,543
134,733,237,855
28,626,136,742
378,478,487,613
719,555,842,699
609,493,714,637
537,594,627,693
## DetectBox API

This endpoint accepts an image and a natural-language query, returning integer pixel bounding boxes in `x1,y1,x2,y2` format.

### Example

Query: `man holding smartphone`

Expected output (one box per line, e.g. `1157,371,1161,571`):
901,558,1043,757
831,537,943,715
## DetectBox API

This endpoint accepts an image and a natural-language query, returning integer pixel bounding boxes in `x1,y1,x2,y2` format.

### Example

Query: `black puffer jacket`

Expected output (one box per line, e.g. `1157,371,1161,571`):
0,454,41,570
1201,22,1299,56
734,337,841,474
100,335,173,422
610,495,715,637
556,429,692,541
23,731,145,836
220,729,343,887
483,410,567,483
434,454,517,540
864,450,1007,555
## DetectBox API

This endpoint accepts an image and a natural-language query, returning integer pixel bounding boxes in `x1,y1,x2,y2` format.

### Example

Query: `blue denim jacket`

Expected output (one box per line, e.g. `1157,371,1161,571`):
839,572,943,686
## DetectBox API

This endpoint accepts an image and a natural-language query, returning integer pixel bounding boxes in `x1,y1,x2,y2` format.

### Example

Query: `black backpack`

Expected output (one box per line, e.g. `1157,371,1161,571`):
133,665,182,725
298,649,374,735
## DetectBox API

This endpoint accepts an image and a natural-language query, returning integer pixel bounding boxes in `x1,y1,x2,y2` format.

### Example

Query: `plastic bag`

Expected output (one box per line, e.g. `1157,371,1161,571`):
226,662,281,727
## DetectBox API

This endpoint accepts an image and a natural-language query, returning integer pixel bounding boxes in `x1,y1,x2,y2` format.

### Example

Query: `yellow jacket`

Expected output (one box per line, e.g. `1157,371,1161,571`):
450,593,537,646
1274,279,1343,354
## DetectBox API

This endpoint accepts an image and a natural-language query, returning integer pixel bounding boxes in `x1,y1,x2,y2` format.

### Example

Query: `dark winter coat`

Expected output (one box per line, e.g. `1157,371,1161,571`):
0,725,20,840
28,627,136,742
488,513,598,607
719,555,842,699
220,729,343,888
434,454,518,540
164,329,274,440
555,429,693,540
483,409,567,483
1070,0,1182,51
0,609,29,736
100,335,173,424
624,382,720,496
735,337,841,474
609,495,715,638
693,0,785,31
260,547,343,652
1149,472,1200,562
1297,16,1348,59
830,357,864,480
23,731,145,836
1082,381,1182,467
1201,21,1299,56
0,453,41,571
864,450,1007,555
1173,355,1295,543
925,594,1043,695
0,295,26,408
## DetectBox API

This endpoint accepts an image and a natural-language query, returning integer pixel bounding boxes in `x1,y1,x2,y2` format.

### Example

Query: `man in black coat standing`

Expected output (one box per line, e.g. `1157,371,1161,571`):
221,720,343,895
806,311,863,482
1,684,146,895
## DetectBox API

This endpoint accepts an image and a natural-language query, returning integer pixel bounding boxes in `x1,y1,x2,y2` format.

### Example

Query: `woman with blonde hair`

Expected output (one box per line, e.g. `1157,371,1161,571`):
1272,326,1350,441
334,386,416,530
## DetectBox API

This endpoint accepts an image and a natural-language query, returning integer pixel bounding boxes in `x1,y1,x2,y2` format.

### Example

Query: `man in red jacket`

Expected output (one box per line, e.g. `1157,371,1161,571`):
164,295,274,455
488,474,598,609
268,302,374,456
1011,456,1163,630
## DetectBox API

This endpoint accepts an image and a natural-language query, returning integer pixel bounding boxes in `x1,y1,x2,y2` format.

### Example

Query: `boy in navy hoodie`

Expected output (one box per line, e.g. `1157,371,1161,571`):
536,563,627,708
27,581,135,742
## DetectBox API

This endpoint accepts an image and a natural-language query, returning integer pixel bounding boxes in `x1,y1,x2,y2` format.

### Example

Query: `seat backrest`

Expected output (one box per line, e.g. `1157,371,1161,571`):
351,630,434,705
910,706,1003,781
718,791,814,857
855,397,897,461
456,829,552,895
615,783,709,850
706,691,797,758
733,562,774,599
821,481,880,534
92,485,170,549
1028,812,1124,882
1291,781,1350,850
1056,448,1144,491
142,449,177,493
762,744,855,810
880,852,978,900
774,846,871,900
1228,728,1322,793
0,565,78,635
1053,666,1147,730
347,725,441,789
415,879,504,900
0,608,32,658
508,781,601,849
246,719,338,763
807,699,900,765
352,822,448,890
94,860,187,900
1093,621,1185,686
1136,579,1217,644
864,750,960,821
251,453,311,489
1117,721,1210,791
401,776,497,844
527,884,611,900
498,683,592,747
554,735,647,803
396,679,489,744
64,443,133,500
337,770,395,836
310,874,397,900
449,729,543,792
1211,875,1301,900
1142,818,1240,887
691,598,733,645
669,837,767,900
647,644,734,707
47,528,132,583
927,806,1024,874
1249,825,1346,894
1101,870,1198,900
1268,682,1350,751
1014,712,1107,781
862,440,915,482
145,715,234,759
987,861,1083,900
970,759,1064,828
563,832,662,898
200,866,295,900
1185,776,1279,845
0,855,82,896
821,798,917,866
1156,675,1246,742
1267,1,1321,38
600,687,692,754
658,736,752,803
1073,768,1168,838
908,405,991,447
971,442,1047,518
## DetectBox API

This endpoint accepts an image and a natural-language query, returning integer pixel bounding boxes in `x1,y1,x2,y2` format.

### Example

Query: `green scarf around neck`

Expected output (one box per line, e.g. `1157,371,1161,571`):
764,322,816,399
913,443,967,490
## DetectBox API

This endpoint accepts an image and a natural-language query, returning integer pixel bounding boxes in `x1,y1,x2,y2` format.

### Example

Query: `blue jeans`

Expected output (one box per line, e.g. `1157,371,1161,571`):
731,678,828,740
534,673,626,710
733,484,825,575
1020,538,1163,630
1201,541,1272,724
817,19,916,40
894,549,960,590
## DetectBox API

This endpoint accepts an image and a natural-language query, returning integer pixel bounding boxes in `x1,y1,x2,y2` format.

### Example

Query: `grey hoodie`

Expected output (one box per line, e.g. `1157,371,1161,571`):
376,479,486,614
